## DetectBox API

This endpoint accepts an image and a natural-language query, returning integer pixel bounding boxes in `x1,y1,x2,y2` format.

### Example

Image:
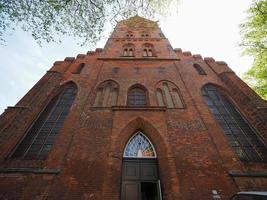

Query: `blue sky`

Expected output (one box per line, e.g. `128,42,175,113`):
0,0,253,114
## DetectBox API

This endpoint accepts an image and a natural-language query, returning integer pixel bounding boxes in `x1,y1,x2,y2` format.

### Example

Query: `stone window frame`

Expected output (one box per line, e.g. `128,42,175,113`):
127,84,149,107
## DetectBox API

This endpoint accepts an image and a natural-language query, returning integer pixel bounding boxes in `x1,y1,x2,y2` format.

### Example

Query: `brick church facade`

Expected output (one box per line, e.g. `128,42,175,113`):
0,16,266,200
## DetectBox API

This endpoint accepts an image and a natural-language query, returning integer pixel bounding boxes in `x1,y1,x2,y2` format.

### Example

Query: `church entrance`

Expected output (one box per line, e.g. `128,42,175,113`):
121,132,162,200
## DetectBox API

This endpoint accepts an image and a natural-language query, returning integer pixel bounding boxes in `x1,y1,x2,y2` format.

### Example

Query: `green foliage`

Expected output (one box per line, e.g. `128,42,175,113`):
0,0,177,46
240,0,267,100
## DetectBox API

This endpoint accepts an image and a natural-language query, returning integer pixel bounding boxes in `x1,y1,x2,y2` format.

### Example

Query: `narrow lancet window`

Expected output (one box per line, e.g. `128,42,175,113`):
122,43,135,57
148,49,153,57
156,89,165,106
172,89,183,108
193,63,206,75
123,49,128,56
142,43,155,57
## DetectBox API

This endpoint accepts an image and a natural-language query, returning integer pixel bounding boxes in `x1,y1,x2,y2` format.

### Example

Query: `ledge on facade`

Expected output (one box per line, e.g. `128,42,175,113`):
7,106,29,110
0,168,60,175
204,57,215,62
90,107,113,111
182,51,192,56
216,61,228,65
95,48,103,53
193,54,202,59
87,51,95,55
112,106,167,111
53,61,64,65
64,57,75,62
46,70,62,74
257,106,267,109
174,48,182,53
97,57,180,61
77,54,86,59
229,170,267,177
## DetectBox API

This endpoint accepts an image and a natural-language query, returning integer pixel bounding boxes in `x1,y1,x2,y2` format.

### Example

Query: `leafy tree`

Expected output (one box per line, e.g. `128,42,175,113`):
0,0,176,46
240,0,267,100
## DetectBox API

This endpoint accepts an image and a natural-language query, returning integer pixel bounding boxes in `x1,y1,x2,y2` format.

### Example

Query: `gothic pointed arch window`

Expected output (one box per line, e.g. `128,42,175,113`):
11,82,77,159
202,84,267,162
124,131,156,158
156,88,164,106
127,85,148,106
122,43,135,57
142,43,155,57
193,63,206,75
156,81,184,108
93,80,119,107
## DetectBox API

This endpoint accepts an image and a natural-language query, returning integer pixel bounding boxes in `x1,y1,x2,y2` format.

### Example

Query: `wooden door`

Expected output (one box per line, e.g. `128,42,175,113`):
121,181,140,200
121,159,161,200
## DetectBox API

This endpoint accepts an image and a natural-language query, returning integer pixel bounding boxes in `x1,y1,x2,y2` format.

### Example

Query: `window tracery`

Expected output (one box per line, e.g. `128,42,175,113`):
124,131,156,158
202,84,267,162
12,82,77,159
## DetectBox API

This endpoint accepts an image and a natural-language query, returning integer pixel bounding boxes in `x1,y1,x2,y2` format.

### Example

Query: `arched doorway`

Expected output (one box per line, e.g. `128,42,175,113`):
121,131,162,200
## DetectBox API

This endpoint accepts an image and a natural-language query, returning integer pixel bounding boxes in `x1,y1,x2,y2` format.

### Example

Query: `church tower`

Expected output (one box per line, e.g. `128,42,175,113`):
0,16,266,200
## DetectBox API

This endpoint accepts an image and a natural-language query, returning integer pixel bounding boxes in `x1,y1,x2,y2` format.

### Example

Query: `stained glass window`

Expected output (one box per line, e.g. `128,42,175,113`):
202,84,267,162
124,132,156,158
11,83,77,159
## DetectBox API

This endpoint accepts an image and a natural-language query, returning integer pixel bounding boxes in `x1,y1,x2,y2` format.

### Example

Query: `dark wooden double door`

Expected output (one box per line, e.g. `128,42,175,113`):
121,158,162,200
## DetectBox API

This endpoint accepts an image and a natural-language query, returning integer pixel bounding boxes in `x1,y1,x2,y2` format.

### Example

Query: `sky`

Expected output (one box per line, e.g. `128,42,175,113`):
0,0,253,114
